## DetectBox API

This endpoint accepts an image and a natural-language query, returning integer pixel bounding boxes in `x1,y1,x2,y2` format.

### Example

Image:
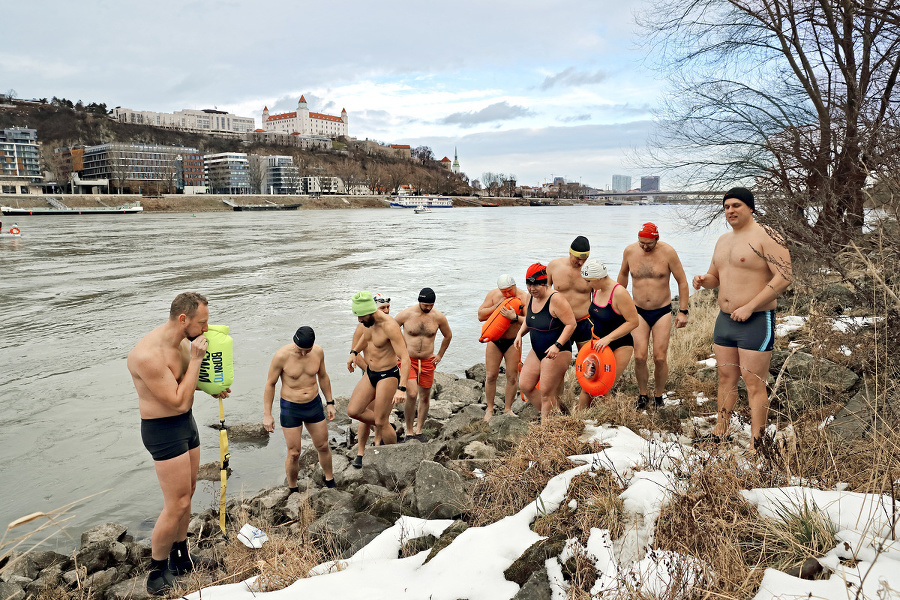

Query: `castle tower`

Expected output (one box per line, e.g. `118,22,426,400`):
341,107,348,124
297,95,310,134
262,106,269,125
451,147,460,174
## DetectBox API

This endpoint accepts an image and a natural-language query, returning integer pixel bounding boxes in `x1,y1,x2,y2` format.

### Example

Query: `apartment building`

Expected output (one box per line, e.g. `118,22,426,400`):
205,153,250,194
112,107,256,136
81,142,202,193
261,155,299,195
0,127,42,195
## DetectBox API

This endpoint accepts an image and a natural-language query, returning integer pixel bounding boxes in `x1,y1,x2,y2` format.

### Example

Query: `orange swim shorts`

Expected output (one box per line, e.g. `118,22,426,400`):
399,355,437,388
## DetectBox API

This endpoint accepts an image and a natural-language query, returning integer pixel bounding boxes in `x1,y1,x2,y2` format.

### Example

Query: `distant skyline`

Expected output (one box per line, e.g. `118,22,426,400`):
1,0,662,189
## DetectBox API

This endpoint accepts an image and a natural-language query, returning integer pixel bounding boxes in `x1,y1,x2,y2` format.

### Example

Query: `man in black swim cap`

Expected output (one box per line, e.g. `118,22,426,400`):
263,326,337,492
394,287,453,441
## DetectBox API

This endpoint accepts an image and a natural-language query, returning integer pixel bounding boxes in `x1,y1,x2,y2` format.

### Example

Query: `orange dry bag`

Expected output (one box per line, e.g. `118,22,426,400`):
479,297,523,343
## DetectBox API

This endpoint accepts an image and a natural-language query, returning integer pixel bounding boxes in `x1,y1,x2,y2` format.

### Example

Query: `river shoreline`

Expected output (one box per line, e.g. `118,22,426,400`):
0,194,528,213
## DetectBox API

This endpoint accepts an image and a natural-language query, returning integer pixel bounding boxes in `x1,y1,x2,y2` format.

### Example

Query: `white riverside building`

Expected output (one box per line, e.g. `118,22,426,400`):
205,153,250,194
262,96,347,138
112,107,256,136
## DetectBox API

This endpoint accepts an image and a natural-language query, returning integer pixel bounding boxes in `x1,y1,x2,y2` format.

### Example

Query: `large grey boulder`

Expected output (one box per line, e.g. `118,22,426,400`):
27,551,70,571
306,488,353,517
24,564,63,594
512,567,552,600
441,405,487,440
489,413,531,451
779,351,858,392
307,508,392,557
424,520,469,564
463,441,498,460
830,386,900,440
438,379,484,410
208,422,269,443
82,567,118,594
351,484,403,522
466,363,487,384
106,576,153,600
80,522,128,547
504,534,567,585
73,543,111,573
1,553,40,581
413,461,471,519
330,396,353,426
0,582,26,600
431,372,460,397
367,440,446,489
197,461,232,482
250,487,292,516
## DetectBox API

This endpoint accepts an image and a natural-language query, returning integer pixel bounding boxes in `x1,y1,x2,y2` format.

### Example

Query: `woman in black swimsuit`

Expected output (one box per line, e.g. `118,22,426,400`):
578,259,640,409
514,263,576,421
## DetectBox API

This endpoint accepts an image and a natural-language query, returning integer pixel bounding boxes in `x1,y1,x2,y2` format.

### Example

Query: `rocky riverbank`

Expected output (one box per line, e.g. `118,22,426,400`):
1,320,882,600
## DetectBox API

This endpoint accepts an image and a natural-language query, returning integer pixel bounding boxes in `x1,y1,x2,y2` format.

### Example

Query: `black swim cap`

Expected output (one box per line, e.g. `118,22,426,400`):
570,236,590,254
418,287,436,303
723,187,755,212
293,326,315,349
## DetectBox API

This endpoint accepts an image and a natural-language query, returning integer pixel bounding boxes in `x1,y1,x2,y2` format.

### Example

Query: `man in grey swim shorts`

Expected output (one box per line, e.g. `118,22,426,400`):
693,188,791,449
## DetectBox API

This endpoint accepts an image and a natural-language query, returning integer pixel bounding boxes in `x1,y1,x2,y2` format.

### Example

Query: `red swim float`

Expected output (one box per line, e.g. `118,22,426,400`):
575,343,616,396
9,226,20,235
479,297,523,343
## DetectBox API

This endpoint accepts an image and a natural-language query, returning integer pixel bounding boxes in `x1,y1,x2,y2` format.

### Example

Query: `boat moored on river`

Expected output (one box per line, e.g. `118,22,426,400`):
390,195,453,208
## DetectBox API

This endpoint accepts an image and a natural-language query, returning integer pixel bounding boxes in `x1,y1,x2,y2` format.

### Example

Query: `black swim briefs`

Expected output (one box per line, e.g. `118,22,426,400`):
713,309,775,352
569,316,594,345
636,305,672,328
280,395,325,428
141,409,200,462
366,365,401,388
491,337,516,354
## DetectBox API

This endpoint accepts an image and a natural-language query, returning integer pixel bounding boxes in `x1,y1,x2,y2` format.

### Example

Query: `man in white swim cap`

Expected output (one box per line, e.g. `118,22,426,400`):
477,274,528,420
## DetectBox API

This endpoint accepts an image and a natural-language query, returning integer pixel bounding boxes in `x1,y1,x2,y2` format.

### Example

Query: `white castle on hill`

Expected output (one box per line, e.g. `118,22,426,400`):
262,96,348,138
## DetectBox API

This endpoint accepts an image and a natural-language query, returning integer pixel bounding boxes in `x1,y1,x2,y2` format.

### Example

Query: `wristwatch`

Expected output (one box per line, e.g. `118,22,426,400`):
398,385,407,392
679,309,689,315
553,341,564,350
350,350,359,356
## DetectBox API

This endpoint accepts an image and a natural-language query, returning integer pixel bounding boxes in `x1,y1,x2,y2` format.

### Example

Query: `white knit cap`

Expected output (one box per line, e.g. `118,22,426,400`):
581,259,608,280
497,274,515,289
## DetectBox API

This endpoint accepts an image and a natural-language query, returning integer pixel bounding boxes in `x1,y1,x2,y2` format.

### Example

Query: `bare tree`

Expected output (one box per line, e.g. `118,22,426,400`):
248,154,266,194
639,0,900,250
108,148,130,194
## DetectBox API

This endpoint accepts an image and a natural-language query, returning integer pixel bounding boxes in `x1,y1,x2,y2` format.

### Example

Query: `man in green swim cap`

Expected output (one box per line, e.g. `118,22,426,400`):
346,291,410,445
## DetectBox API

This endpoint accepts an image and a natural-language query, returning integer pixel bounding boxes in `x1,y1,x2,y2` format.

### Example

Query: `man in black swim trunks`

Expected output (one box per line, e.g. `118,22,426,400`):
127,292,230,595
693,188,792,448
477,274,529,420
263,326,336,491
346,291,410,445
618,222,690,409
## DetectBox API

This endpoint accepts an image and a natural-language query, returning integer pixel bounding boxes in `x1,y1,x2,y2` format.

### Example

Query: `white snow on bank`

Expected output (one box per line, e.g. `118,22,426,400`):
832,316,882,333
186,424,900,600
776,315,807,336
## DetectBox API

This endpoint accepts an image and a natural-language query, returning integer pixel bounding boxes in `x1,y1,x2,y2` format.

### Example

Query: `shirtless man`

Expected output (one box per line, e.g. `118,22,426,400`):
349,293,391,467
346,291,410,446
127,292,228,595
547,236,593,404
693,187,792,447
618,222,689,409
477,274,528,420
395,287,452,440
263,326,336,491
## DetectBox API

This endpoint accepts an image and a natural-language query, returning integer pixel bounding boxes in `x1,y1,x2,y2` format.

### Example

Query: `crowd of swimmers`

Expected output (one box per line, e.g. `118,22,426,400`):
127,186,791,595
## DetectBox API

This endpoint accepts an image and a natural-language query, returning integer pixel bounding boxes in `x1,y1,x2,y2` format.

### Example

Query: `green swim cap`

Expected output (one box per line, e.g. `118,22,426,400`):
352,291,377,316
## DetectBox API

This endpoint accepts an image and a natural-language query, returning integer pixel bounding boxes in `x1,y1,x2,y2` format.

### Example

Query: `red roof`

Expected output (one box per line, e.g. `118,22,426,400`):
254,128,266,132
441,157,451,162
310,112,343,122
391,144,410,149
263,106,268,111
268,111,297,121
300,95,307,102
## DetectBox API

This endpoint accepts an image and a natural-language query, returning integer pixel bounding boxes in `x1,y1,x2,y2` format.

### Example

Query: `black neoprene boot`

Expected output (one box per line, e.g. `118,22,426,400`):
147,558,175,596
169,540,218,576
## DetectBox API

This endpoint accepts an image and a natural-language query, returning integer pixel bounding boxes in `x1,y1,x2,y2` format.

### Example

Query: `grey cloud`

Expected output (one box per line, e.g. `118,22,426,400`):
441,102,533,128
561,114,592,122
540,67,607,90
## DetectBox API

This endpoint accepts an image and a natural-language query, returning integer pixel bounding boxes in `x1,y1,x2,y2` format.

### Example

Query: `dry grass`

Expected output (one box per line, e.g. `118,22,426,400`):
468,416,605,527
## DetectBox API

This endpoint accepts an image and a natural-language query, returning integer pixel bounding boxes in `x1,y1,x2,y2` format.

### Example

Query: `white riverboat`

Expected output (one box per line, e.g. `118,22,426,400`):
390,195,453,208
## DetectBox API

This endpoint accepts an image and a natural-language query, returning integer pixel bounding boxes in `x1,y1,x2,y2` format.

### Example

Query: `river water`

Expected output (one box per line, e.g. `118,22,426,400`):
0,204,722,549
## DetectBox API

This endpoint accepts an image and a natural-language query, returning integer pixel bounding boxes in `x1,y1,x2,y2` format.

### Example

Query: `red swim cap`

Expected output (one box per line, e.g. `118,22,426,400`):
638,222,659,239
525,263,548,284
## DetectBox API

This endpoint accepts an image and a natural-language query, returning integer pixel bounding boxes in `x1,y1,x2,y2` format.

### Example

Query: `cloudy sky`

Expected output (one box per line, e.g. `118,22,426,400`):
3,0,662,189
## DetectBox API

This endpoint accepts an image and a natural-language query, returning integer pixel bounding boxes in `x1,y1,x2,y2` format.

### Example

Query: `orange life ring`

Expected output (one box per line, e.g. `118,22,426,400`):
575,343,616,396
479,297,523,343
9,226,20,235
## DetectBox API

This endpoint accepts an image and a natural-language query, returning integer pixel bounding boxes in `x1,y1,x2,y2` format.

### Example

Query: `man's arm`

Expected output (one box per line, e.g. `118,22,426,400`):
732,234,792,320
350,325,367,370
316,348,336,421
387,321,411,405
477,292,501,321
692,243,721,290
433,314,452,364
134,337,207,413
616,248,630,288
262,351,285,433
669,248,690,328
